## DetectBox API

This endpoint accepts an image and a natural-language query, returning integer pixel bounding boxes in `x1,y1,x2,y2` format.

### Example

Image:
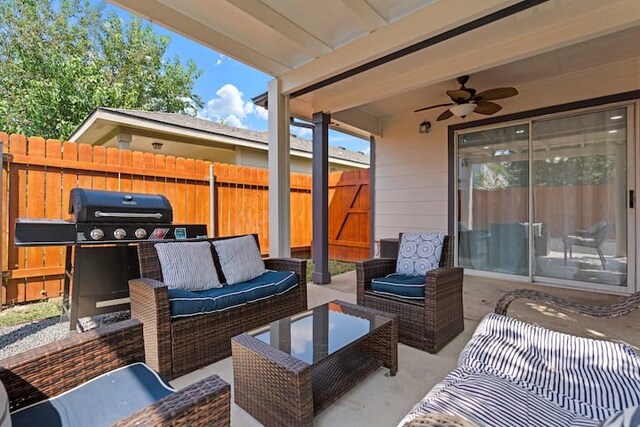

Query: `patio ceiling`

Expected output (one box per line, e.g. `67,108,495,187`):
111,0,640,136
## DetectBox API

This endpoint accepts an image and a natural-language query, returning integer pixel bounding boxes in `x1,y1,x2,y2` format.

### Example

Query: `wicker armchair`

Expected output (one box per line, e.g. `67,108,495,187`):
496,288,640,318
131,234,308,380
0,319,231,426
356,234,464,353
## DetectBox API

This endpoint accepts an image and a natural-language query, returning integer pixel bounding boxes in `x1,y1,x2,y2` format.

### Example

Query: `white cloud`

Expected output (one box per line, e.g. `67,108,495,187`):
293,127,312,139
214,54,226,66
255,105,268,120
198,83,266,129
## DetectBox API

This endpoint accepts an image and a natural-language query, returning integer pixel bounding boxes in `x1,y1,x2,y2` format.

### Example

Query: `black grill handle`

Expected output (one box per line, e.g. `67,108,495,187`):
94,211,164,219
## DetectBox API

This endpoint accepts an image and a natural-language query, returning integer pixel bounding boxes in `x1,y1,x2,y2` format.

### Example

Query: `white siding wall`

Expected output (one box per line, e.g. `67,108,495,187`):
237,146,366,173
374,57,640,241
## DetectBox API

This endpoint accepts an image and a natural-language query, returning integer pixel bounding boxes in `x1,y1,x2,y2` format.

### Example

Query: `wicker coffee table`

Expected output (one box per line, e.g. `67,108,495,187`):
231,300,398,427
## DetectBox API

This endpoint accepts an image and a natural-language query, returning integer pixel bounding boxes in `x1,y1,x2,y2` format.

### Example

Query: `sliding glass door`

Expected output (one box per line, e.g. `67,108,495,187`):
457,124,530,276
457,105,634,291
532,108,630,287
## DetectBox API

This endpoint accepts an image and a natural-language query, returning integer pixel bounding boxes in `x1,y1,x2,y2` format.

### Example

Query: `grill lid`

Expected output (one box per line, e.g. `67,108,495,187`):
70,189,173,223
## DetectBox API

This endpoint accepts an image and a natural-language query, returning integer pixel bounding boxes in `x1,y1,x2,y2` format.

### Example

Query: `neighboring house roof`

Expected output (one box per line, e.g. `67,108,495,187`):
69,107,369,167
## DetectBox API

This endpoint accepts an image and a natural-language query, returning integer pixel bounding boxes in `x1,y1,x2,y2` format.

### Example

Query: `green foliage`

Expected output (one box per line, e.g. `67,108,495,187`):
0,300,62,327
306,260,356,283
0,0,203,140
472,155,617,189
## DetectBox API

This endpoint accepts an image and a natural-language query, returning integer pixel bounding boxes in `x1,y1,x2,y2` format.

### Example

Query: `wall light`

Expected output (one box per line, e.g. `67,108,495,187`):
152,141,163,150
419,120,431,134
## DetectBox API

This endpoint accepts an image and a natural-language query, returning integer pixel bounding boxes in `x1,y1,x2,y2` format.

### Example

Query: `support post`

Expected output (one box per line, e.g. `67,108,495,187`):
369,135,375,258
209,164,216,237
312,112,331,284
268,78,291,258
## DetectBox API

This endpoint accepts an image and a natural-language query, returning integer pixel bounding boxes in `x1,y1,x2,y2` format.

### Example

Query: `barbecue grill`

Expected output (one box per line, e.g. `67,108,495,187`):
15,189,207,330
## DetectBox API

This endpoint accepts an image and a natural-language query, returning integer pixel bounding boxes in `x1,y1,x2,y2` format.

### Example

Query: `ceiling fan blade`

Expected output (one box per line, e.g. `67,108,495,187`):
413,103,453,113
474,101,502,115
446,89,473,102
474,87,518,102
437,109,454,121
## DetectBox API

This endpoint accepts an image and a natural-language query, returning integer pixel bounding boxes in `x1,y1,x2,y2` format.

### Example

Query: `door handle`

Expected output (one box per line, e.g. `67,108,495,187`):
630,190,635,209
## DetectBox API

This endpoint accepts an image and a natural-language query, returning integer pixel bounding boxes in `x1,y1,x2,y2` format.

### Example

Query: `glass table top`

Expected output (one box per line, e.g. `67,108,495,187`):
249,301,392,365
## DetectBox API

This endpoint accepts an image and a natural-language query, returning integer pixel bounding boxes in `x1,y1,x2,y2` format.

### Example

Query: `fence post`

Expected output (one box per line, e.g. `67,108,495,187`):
209,164,215,237
0,139,3,306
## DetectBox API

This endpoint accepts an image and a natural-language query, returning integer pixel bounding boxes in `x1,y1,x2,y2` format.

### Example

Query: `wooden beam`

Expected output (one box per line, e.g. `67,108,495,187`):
279,0,517,93
342,0,387,32
109,0,291,75
226,0,333,57
311,0,640,113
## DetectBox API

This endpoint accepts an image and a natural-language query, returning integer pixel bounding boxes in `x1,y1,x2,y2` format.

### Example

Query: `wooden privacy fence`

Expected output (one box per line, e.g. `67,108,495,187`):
0,133,370,304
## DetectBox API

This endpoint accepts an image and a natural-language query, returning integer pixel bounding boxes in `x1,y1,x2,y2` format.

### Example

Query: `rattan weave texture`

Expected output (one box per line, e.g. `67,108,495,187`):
0,319,231,426
132,234,308,379
231,301,397,427
356,235,464,353
495,288,640,318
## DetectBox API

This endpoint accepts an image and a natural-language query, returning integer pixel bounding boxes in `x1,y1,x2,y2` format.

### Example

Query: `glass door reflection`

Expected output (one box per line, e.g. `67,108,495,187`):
457,124,530,275
532,108,629,287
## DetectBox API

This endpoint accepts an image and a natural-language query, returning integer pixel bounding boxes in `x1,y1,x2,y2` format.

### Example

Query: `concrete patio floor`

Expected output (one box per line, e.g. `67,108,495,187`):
171,272,640,427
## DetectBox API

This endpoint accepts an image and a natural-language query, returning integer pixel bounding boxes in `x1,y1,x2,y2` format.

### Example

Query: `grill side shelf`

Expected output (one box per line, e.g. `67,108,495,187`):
14,220,76,247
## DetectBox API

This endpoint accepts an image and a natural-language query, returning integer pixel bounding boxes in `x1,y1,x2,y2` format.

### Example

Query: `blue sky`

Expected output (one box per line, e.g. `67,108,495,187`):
102,3,370,154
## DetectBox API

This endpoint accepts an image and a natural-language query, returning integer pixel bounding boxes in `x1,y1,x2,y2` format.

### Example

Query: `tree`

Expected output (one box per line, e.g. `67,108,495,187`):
0,0,203,140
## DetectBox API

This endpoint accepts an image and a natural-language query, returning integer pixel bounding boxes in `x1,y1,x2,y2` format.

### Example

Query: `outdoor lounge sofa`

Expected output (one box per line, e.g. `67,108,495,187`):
130,234,308,379
356,232,464,353
399,289,640,427
0,319,230,427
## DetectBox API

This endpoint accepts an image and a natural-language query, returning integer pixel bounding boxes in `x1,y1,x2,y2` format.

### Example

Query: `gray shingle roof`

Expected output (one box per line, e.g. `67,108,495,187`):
99,108,369,165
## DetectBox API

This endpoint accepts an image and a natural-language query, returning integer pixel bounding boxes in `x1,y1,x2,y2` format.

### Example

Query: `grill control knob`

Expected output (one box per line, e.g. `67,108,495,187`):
90,228,104,240
113,228,127,240
134,228,147,239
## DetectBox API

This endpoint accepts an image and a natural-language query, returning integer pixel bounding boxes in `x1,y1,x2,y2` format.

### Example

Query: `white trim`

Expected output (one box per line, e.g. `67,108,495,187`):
341,0,388,32
10,363,174,415
370,289,424,300
226,0,332,57
372,279,424,288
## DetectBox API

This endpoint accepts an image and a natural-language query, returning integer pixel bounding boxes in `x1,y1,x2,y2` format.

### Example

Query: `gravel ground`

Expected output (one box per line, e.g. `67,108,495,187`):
0,310,130,360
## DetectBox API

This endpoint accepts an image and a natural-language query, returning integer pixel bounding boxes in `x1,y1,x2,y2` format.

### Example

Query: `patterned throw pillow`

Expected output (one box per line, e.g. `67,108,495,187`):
154,241,222,291
212,235,265,285
396,232,445,276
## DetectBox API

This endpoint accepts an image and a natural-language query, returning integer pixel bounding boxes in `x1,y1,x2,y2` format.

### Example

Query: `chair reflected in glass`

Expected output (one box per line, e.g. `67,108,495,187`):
563,220,608,270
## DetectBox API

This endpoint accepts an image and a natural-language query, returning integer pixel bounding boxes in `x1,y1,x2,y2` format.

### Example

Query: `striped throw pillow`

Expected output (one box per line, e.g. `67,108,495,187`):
0,381,9,427
212,236,265,285
154,241,221,291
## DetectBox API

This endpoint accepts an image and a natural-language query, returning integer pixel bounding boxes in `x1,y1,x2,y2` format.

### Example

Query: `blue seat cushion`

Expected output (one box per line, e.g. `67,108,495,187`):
371,273,426,299
168,270,298,318
11,363,174,427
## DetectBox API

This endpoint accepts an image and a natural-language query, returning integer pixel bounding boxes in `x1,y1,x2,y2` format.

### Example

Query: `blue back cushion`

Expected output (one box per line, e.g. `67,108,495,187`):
11,363,173,427
168,270,298,318
371,273,426,299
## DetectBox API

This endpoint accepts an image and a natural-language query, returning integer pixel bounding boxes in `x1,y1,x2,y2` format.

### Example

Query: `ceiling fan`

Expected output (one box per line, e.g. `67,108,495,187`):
414,75,518,121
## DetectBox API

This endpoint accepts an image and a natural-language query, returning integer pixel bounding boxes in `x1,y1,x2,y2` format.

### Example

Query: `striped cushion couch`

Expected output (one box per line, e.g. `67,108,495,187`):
130,234,308,380
400,290,640,427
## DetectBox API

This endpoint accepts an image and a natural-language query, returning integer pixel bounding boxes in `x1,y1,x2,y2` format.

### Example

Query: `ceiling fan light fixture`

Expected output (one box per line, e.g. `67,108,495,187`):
449,103,476,118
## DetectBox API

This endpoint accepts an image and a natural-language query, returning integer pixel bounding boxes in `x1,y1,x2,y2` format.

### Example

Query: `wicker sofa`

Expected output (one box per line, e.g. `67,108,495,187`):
130,234,308,380
399,290,640,427
0,319,230,426
356,234,464,353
